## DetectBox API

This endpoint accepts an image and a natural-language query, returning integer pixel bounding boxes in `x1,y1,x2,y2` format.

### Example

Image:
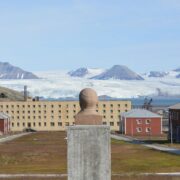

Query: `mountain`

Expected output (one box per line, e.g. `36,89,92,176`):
0,62,39,79
68,67,104,78
148,71,168,78
68,68,88,77
174,67,180,72
0,86,25,101
91,65,144,80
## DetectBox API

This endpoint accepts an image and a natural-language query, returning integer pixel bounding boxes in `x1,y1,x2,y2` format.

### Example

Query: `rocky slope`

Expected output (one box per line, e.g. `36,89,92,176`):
0,62,39,79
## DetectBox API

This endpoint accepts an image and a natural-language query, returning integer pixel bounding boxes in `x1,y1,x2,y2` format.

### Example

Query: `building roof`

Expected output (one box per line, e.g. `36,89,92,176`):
169,103,180,110
121,109,162,118
0,112,10,119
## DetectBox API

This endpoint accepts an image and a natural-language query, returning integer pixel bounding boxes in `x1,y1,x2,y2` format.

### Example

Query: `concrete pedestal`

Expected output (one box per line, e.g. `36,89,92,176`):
67,125,111,180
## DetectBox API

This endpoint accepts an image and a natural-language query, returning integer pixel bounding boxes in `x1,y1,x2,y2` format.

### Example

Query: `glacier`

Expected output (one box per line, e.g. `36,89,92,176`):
0,70,180,99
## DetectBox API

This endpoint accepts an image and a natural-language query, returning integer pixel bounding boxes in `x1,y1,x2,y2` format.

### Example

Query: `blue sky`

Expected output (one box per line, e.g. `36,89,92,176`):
0,0,180,72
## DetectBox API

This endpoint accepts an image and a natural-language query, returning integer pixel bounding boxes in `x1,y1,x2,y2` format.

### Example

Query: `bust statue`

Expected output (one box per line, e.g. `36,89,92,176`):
75,88,102,125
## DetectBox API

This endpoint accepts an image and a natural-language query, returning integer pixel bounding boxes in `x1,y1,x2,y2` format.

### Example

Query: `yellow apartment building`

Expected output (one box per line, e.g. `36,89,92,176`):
0,100,131,131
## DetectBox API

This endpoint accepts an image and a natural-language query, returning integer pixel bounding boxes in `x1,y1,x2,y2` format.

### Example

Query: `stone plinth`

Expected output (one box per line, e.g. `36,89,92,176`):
67,125,111,180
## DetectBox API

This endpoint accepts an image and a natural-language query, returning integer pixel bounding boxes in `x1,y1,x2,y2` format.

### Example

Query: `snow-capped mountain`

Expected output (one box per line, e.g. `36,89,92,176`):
91,65,144,80
0,62,39,79
148,71,168,78
68,67,105,78
0,65,180,99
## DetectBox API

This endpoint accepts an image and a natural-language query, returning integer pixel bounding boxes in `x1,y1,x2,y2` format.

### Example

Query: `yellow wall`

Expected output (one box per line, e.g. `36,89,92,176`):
0,100,131,131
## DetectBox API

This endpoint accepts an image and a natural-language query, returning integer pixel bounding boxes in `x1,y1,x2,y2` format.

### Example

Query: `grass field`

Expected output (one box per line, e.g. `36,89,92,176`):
0,132,180,179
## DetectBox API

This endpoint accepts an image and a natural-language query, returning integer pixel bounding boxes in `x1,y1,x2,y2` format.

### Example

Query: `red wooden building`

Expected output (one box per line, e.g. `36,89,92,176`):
0,112,10,135
120,109,162,136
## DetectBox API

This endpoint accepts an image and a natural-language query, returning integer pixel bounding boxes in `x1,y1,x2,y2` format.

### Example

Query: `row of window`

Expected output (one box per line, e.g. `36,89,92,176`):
11,121,120,127
136,127,151,133
11,114,120,120
0,103,129,109
136,119,151,125
4,109,125,115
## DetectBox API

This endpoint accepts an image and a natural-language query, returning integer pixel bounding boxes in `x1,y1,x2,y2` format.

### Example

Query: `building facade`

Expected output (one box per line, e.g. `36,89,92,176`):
0,112,10,135
0,100,131,132
169,103,180,143
120,109,162,136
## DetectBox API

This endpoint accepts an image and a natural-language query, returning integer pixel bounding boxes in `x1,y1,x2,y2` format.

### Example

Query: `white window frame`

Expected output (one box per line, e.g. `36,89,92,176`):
136,119,142,124
146,119,151,124
136,127,142,133
146,127,151,133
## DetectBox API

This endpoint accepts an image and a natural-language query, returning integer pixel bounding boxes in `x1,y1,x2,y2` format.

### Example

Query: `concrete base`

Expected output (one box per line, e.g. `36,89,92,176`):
67,125,111,180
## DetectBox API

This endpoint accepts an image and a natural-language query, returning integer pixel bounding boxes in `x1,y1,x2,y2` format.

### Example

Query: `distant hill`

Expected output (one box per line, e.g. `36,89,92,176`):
0,62,39,79
68,67,104,78
68,68,88,77
91,65,144,80
148,71,168,78
174,67,180,72
0,86,25,101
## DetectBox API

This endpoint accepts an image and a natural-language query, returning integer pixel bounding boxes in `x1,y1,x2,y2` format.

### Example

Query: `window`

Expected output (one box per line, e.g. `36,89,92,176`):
65,122,69,126
44,105,46,108
33,105,36,108
73,104,76,108
66,116,69,119
111,115,113,119
22,105,25,108
58,105,61,108
110,122,114,126
66,104,68,108
146,119,151,124
50,122,55,126
146,127,151,133
73,110,76,113
12,122,14,127
23,122,25,127
58,122,62,126
103,110,106,113
17,122,20,127
33,122,36,127
51,110,54,113
118,110,121,113
28,105,30,108
136,127,142,133
103,122,107,125
38,116,41,119
103,104,106,108
125,104,128,107
39,111,41,113
11,105,14,108
44,122,46,126
39,122,41,126
51,105,54,108
110,110,113,113
6,105,9,108
136,119,142,124
38,105,41,108
117,122,120,126
96,110,98,112
66,110,69,113
59,110,61,113
103,115,106,119
22,116,25,119
44,116,46,119
118,104,120,108
96,104,98,108
33,116,36,119
59,116,61,119
110,104,113,108
28,111,30,114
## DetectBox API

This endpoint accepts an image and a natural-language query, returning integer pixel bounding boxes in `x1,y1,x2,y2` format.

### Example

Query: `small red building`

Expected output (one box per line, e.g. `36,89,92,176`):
120,109,162,136
0,112,10,135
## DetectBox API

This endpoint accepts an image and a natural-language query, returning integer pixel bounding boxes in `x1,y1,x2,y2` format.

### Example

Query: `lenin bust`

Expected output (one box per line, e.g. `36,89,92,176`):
75,88,102,125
